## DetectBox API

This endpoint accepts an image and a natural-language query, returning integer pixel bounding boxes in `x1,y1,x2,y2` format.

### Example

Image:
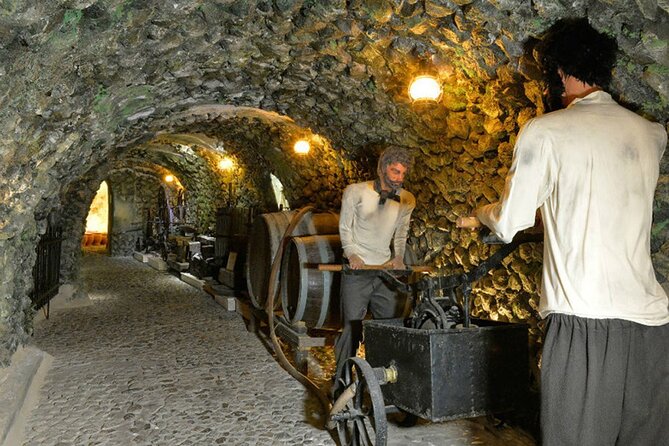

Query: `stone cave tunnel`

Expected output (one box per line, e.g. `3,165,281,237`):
0,1,667,445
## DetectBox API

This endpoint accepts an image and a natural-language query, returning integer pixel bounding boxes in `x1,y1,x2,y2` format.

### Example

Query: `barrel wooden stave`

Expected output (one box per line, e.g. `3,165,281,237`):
281,234,342,329
245,211,339,309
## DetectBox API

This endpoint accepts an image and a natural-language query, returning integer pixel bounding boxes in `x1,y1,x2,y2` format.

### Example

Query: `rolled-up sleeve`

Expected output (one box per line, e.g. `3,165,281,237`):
477,119,553,243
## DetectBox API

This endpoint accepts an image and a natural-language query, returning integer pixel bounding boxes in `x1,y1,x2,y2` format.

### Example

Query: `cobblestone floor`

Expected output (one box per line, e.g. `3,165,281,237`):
23,254,536,446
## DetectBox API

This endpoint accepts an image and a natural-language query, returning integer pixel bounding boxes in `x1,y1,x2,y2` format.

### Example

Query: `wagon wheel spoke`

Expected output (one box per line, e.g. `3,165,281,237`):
354,418,372,446
332,357,388,446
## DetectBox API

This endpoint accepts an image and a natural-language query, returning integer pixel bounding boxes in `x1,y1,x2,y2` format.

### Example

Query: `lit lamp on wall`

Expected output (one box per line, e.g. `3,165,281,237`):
218,156,238,206
164,174,174,183
218,156,235,171
294,139,310,155
408,75,442,102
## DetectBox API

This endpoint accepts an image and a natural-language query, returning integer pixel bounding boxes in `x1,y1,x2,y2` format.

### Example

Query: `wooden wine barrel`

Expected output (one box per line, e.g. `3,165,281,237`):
281,234,342,329
245,210,339,309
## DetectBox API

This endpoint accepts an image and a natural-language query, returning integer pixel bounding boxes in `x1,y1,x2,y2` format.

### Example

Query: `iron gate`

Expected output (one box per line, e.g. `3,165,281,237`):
31,224,63,318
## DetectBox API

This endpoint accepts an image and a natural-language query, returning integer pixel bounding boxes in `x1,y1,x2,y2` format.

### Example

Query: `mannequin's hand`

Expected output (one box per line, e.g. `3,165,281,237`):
456,215,482,230
383,255,405,270
348,254,364,270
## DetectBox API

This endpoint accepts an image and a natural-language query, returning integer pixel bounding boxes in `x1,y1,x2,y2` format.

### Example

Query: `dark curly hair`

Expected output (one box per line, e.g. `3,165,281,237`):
538,18,618,109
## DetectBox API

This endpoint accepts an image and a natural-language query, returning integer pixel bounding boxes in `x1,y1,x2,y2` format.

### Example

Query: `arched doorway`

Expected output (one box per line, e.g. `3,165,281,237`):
82,181,110,253
270,173,290,211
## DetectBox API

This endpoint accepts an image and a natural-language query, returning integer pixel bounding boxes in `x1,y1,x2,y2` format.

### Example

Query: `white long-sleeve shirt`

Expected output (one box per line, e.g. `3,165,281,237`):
339,181,415,265
477,91,669,326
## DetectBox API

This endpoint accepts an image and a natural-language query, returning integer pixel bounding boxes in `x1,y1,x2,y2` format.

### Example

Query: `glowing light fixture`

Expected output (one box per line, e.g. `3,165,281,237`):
409,75,442,102
294,139,310,154
218,157,235,171
164,174,174,183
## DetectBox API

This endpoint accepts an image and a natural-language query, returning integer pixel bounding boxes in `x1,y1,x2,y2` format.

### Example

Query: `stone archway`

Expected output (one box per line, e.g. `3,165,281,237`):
81,180,110,253
0,1,667,368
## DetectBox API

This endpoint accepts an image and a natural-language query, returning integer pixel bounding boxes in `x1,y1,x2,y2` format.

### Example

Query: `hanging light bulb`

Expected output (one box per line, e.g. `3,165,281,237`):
294,139,310,154
218,157,234,171
164,174,174,183
408,75,442,102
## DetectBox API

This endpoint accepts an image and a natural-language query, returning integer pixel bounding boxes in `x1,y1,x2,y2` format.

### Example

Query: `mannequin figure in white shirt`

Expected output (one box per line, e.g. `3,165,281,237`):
457,18,668,446
333,146,416,393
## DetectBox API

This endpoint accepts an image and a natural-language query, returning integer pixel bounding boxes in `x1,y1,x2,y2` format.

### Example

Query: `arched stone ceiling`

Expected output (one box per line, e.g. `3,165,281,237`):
147,106,321,186
1,0,666,237
0,1,665,216
0,0,668,365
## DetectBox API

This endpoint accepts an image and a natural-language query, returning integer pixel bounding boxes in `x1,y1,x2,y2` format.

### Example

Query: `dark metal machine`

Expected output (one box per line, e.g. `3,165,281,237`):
328,232,541,446
365,317,528,421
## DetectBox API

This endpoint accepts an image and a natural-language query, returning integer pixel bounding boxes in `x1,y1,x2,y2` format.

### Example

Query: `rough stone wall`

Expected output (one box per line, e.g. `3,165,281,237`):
0,1,667,366
652,175,669,285
177,107,362,213
108,169,162,256
0,220,38,363
119,145,226,234
56,165,132,301
406,71,549,376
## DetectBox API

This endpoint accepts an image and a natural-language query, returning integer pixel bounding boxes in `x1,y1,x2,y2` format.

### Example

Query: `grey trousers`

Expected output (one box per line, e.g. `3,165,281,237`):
541,314,669,446
333,272,404,381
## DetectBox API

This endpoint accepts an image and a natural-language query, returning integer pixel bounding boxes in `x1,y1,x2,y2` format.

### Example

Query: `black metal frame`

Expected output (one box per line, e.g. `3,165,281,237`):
364,317,530,422
329,230,543,444
31,224,63,319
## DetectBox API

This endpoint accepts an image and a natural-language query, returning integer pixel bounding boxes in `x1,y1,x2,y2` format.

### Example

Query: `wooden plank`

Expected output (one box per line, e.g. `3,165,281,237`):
235,297,255,320
235,297,266,334
274,321,326,349
214,295,236,311
148,256,169,271
180,272,206,289
167,260,190,272
133,251,150,263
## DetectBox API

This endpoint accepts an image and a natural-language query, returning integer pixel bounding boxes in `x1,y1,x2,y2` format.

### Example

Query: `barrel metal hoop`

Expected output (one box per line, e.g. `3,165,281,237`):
315,237,332,328
293,239,309,323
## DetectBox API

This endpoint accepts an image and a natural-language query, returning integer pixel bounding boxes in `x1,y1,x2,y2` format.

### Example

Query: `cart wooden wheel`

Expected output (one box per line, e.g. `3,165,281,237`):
330,357,388,446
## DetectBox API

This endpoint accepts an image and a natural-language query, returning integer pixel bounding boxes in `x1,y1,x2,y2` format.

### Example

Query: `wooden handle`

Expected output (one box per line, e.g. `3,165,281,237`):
318,264,434,273
456,216,482,229
318,264,345,271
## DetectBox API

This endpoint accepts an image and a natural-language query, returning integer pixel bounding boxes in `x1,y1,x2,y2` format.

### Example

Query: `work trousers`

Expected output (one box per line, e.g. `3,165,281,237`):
333,272,404,381
541,314,669,446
